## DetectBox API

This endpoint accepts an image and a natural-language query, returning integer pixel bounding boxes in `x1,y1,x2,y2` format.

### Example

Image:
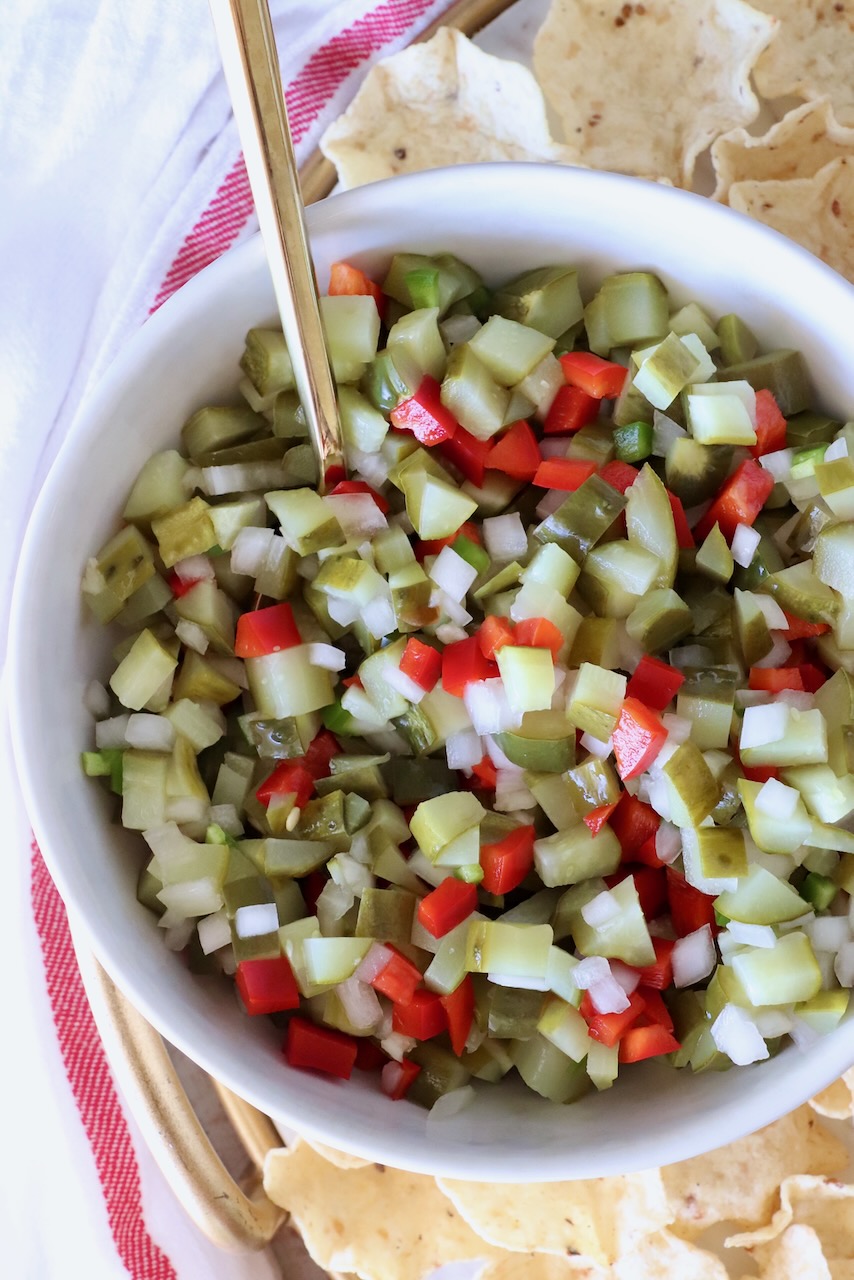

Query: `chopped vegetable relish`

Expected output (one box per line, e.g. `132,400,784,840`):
82,253,854,1108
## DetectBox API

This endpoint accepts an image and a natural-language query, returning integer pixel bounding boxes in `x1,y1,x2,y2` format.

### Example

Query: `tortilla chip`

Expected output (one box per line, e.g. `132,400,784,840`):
437,1170,670,1267
611,1229,729,1279
320,27,573,190
727,1174,854,1253
302,1138,372,1169
711,98,854,201
750,1,854,127
263,1138,503,1280
748,1223,833,1280
662,1105,848,1239
728,156,854,282
532,0,778,188
474,1256,599,1279
811,1068,854,1120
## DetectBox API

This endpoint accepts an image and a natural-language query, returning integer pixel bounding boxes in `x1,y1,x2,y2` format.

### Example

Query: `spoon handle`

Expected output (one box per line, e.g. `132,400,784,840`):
209,0,346,491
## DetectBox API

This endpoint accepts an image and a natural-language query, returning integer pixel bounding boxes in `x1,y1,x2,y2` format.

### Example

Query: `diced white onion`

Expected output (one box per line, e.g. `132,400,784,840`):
751,634,792,669
731,523,761,568
125,713,176,752
825,437,849,462
175,619,210,654
711,1003,769,1065
725,921,776,949
427,1086,476,1123
329,853,374,897
203,461,288,496
539,438,571,459
661,713,692,744
162,920,195,952
587,977,631,1016
337,977,382,1031
754,594,789,632
174,554,214,583
778,690,814,712
327,594,361,626
672,925,716,988
430,587,472,628
208,803,243,836
429,546,478,601
494,771,537,812
535,490,565,520
740,702,789,750
580,731,611,760
230,525,273,576
206,654,248,689
360,592,397,639
316,881,355,934
464,678,518,736
380,1032,416,1063
83,679,111,719
349,445,390,489
581,890,622,929
645,774,673,823
755,777,800,820
307,642,347,672
355,942,393,984
234,903,279,939
609,960,641,995
385,664,428,704
158,878,223,919
165,796,209,826
759,448,794,482
324,493,388,540
754,1008,794,1039
789,1015,822,1051
95,713,130,749
446,728,484,771
483,512,528,563
436,623,468,645
655,822,682,865
484,737,518,770
198,910,232,955
571,956,611,989
440,314,481,348
808,916,851,953
652,410,687,456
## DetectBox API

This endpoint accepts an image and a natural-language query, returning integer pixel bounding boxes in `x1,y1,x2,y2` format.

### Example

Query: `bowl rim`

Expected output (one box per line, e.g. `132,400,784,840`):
11,162,854,1181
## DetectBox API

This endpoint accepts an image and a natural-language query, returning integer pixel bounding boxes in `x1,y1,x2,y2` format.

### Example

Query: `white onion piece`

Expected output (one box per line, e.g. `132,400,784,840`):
752,634,792,669
349,444,390,488
83,679,111,719
440,314,481,348
329,853,374,897
725,921,776,949
483,512,528,563
755,777,800,819
661,713,692,744
730,524,761,568
429,546,478,601
198,910,231,955
360,592,397,639
581,890,622,929
580,731,611,760
296,552,319,581
464,678,518,736
202,461,288,496
672,925,716,988
535,490,565,520
645,774,673,823
826,437,849,461
655,822,682,865
571,956,611,989
445,728,484,771
740,702,788,750
175,619,210,654
484,737,518,770
807,916,851,953
125,713,176,752
430,587,472,628
711,1003,769,1065
208,803,243,836
234,903,279,939
587,977,631,1015
95,713,130,749
539,437,571,459
380,1032,416,1063
789,1015,822,1051
609,960,641,995
754,1008,794,1039
759,448,794,482
324,493,388,540
495,771,537,812
206,654,248,689
337,977,382,1031
158,878,223,919
427,1086,476,1123
165,795,209,826
778,690,814,712
355,942,393,984
754,593,789,631
385,664,428,704
436,623,468,645
230,525,273,576
316,881,354,933
307,642,347,672
174,554,214,583
327,594,361,626
163,920,195,952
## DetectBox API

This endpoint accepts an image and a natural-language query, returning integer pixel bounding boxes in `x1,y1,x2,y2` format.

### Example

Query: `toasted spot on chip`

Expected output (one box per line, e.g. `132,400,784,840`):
711,98,854,201
436,1170,669,1266
263,1139,503,1279
727,1173,854,1254
748,1223,833,1280
662,1105,848,1239
532,0,778,188
611,1229,730,1279
750,1,854,126
728,156,854,282
319,27,574,190
810,1066,854,1120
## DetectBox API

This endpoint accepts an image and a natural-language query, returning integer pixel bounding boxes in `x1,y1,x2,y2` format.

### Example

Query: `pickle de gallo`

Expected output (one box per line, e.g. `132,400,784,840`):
81,252,854,1109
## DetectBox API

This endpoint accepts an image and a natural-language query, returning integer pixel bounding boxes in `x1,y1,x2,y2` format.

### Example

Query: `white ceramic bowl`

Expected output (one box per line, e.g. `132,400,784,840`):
11,165,854,1181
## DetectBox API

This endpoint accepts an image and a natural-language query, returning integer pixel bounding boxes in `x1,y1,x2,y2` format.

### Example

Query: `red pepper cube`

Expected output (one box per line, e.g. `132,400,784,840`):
695,457,775,543
442,634,498,696
486,420,542,481
328,261,385,317
285,1016,358,1079
626,654,685,712
400,636,442,693
533,458,597,491
740,764,779,785
478,615,517,660
167,570,204,598
618,1024,680,1064
666,867,718,938
799,662,828,693
583,801,618,836
750,389,787,458
303,729,341,780
748,667,805,693
479,825,535,895
605,866,667,921
666,490,695,549
544,383,599,435
470,754,498,790
599,460,640,494
782,611,830,640
392,989,448,1040
611,698,668,781
514,615,563,659
417,878,478,939
632,937,676,991
235,601,301,658
354,1039,388,1072
440,975,475,1056
255,760,315,808
381,1057,421,1100
390,376,459,446
235,956,300,1016
439,425,492,486
580,989,646,1047
559,351,628,399
609,791,661,859
370,946,423,1005
636,986,674,1031
329,479,390,513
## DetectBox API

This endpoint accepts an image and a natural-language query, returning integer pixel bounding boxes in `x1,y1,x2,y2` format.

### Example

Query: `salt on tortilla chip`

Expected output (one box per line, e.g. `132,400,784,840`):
532,0,778,189
319,27,574,191
711,98,854,201
436,1170,669,1267
750,1,854,127
662,1105,848,1239
810,1067,854,1120
727,1174,854,1254
302,1138,372,1170
263,1139,503,1280
611,1229,729,1279
747,1223,833,1280
728,156,854,283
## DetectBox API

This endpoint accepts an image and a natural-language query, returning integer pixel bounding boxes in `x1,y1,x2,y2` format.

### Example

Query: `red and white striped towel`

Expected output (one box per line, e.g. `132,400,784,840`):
1,2,451,1275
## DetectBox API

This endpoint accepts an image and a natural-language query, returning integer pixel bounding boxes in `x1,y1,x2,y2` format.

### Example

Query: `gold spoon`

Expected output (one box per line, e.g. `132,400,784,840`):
208,0,346,492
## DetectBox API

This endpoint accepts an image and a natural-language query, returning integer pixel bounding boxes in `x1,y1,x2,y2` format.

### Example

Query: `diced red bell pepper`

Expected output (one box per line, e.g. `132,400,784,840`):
618,1023,680,1064
740,763,779,785
626,655,685,712
634,834,666,868
750,389,787,459
380,1057,421,1100
400,636,442,692
255,761,315,807
328,261,384,317
235,601,301,658
695,457,775,543
609,791,661,860
442,634,498,696
781,610,831,640
392,989,448,1040
416,521,481,561
470,755,498,789
666,867,718,938
354,1039,388,1072
329,479,390,513
543,383,599,434
285,1017,358,1079
636,986,674,1031
440,975,475,1056
632,937,676,991
611,698,668,781
439,425,492,486
486,420,542,481
167,570,205,598
370,946,423,1004
391,375,458,446
302,870,328,914
748,666,805,693
514,615,563,660
478,615,517,660
303,729,340,779
599,460,639,494
559,351,627,399
605,866,667,921
533,458,597,491
417,878,478,939
799,663,828,693
235,956,300,1016
581,989,646,1047
667,490,695,549
584,802,618,836
479,825,536,895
